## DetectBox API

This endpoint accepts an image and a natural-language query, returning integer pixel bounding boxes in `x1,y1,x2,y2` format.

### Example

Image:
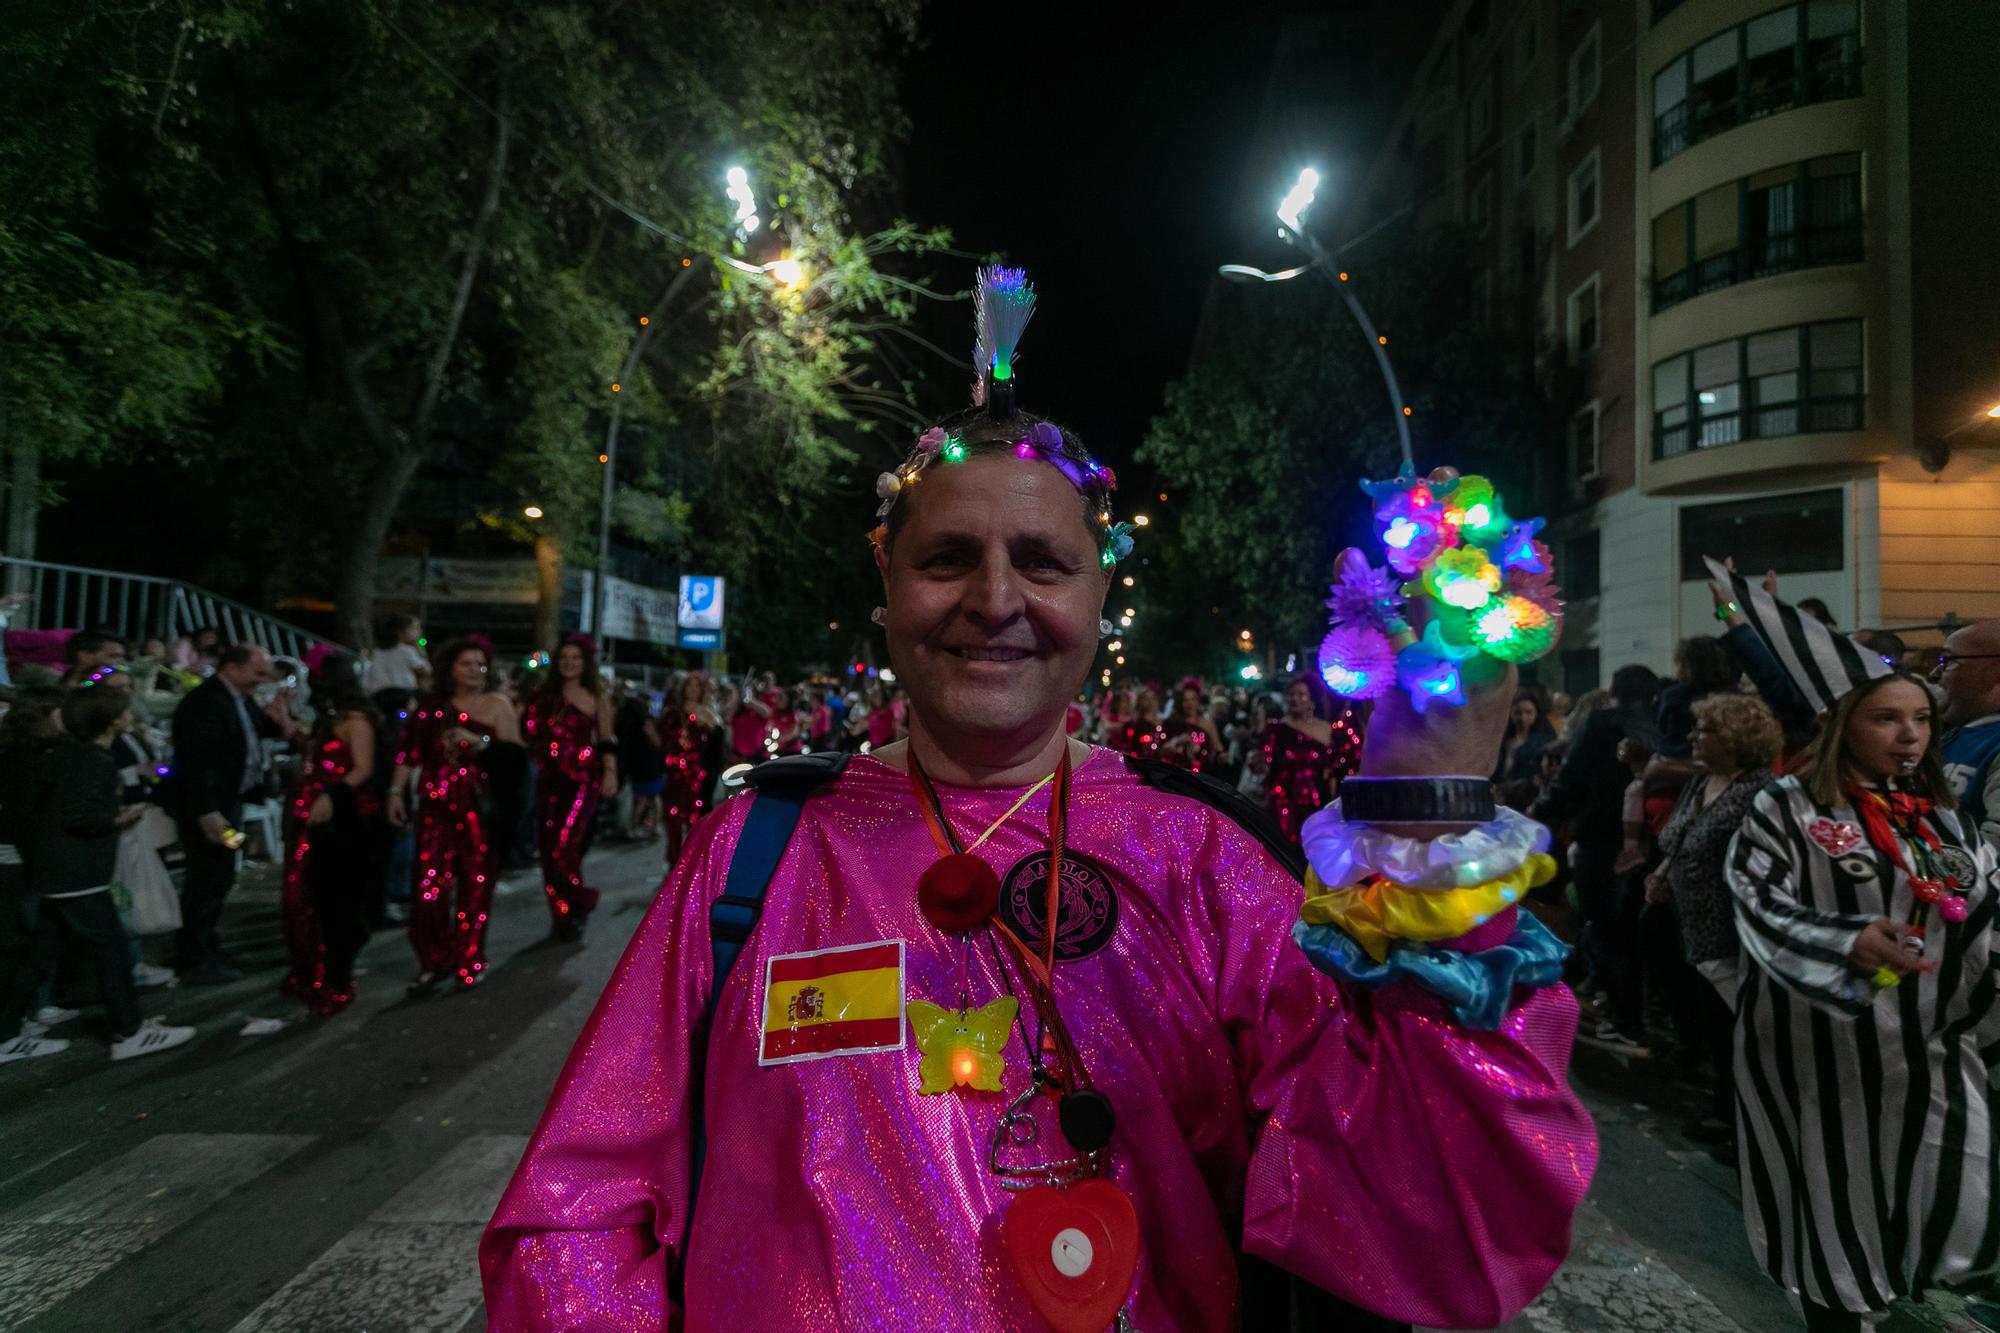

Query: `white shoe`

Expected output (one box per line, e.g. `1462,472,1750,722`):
32,1006,81,1028
132,962,177,989
109,1019,196,1062
0,1035,71,1064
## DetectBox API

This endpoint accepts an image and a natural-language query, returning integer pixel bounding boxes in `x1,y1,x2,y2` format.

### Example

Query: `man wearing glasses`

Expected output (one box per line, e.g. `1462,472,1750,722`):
1934,620,2000,855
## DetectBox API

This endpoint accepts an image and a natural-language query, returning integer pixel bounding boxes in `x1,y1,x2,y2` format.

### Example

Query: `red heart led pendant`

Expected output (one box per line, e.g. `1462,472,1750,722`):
1001,1179,1140,1333
917,852,1001,933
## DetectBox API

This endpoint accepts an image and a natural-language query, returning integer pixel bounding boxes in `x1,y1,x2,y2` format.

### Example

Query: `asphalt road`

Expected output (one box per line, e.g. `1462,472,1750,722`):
0,839,1798,1332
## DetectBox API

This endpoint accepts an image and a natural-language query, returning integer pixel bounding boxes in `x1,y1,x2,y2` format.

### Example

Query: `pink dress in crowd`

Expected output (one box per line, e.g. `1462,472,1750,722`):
398,702,497,986
480,748,1593,1331
522,697,604,929
1261,715,1362,844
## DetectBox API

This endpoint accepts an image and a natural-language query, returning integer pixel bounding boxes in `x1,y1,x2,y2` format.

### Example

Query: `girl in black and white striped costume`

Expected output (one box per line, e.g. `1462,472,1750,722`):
1716,561,1998,1332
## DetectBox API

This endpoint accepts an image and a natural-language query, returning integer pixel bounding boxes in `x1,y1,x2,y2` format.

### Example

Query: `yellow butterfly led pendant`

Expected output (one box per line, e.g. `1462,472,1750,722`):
909,995,1017,1094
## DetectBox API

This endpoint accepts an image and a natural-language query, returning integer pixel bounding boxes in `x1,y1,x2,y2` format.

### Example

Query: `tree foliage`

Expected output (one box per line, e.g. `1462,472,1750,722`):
5,0,954,657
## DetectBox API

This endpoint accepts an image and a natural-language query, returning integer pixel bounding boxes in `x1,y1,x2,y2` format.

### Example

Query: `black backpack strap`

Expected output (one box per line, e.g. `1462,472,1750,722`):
1122,755,1307,882
680,751,849,1275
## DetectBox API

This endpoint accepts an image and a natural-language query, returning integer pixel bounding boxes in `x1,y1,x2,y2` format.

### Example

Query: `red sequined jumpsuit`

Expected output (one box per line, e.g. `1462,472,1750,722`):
1113,720,1167,760
1161,718,1218,773
1261,714,1362,844
522,698,603,930
660,711,715,865
280,730,379,1014
400,703,497,987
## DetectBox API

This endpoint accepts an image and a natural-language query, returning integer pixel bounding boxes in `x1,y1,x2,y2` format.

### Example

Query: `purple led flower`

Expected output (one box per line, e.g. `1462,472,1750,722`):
916,427,948,457
1324,560,1403,630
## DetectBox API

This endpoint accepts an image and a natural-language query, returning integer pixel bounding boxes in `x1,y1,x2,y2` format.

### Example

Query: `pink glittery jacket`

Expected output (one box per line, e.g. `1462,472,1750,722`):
481,749,1595,1331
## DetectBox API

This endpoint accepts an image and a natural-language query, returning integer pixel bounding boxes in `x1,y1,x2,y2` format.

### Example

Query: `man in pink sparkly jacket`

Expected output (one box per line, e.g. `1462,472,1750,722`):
481,275,1592,1331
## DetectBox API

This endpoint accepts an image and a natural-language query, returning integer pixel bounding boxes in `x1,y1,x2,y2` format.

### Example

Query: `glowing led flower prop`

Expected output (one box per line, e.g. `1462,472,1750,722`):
875,471,903,500
1446,477,1511,545
1423,546,1502,611
909,996,1017,1094
1318,624,1397,699
1473,595,1558,663
1325,560,1404,631
916,427,949,457
1396,622,1480,713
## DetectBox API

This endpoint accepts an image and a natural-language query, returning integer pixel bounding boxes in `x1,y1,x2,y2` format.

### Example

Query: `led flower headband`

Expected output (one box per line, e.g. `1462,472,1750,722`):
1317,465,1562,712
869,266,1130,568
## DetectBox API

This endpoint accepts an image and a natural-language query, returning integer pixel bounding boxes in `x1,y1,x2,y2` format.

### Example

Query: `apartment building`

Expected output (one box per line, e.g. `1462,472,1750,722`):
1346,0,2000,692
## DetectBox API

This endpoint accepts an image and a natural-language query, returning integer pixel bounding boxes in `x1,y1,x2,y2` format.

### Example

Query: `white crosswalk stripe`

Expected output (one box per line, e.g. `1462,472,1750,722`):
229,1134,529,1333
0,1132,314,1328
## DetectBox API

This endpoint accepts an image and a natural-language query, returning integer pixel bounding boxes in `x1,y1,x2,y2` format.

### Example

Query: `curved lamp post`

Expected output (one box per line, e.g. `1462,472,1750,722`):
1220,168,1414,470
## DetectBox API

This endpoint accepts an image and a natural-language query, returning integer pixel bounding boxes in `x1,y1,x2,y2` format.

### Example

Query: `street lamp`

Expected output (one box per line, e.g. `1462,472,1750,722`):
523,505,544,520
1220,168,1415,470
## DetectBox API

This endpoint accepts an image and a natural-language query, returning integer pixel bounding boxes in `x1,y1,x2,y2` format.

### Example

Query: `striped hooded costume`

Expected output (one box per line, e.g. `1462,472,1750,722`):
1714,560,2000,1314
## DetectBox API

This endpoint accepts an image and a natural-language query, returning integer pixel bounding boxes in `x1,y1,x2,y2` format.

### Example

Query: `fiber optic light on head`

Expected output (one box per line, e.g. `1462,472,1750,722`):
973,265,1035,419
1316,464,1563,709
870,262,1131,568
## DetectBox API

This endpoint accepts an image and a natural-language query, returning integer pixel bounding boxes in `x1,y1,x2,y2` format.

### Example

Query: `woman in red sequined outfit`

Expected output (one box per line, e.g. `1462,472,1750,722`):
280,653,381,1016
1112,685,1167,759
522,637,617,942
386,639,522,993
1258,676,1362,844
1162,680,1224,773
660,672,720,867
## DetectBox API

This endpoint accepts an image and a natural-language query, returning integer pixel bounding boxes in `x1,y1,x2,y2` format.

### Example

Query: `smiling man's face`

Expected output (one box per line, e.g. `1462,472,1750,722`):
877,453,1109,750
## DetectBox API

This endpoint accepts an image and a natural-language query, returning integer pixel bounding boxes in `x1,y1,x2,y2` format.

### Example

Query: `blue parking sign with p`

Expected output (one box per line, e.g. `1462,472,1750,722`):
679,575,725,630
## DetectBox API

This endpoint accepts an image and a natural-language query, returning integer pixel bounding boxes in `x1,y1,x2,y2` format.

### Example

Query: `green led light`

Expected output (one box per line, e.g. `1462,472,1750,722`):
942,440,967,463
992,360,1012,382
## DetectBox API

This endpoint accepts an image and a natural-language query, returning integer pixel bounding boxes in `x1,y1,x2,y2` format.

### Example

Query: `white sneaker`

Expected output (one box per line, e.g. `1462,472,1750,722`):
32,1006,81,1028
0,1035,71,1064
132,962,177,989
109,1019,196,1062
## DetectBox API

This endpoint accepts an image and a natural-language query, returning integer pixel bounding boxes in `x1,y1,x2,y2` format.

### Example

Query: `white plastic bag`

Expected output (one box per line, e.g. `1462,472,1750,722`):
115,819,182,936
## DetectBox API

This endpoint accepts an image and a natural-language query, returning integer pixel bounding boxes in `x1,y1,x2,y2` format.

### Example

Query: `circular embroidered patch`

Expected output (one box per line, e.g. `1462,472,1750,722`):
999,851,1120,962
1935,846,1979,889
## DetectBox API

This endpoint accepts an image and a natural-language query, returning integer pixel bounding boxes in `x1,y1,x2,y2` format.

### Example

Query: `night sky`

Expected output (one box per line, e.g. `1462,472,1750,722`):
894,1,1441,471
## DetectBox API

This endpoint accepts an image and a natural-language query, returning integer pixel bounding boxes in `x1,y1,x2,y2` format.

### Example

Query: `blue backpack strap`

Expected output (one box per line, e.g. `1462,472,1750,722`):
680,752,848,1275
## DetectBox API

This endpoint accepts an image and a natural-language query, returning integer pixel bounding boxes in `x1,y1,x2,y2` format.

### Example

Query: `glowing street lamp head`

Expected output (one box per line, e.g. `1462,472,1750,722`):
724,164,759,232
767,257,806,289
522,505,544,520
1276,168,1321,232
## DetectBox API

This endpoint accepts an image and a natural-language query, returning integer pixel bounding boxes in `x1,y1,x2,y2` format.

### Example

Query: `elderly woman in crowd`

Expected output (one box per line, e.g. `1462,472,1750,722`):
1645,692,1781,1146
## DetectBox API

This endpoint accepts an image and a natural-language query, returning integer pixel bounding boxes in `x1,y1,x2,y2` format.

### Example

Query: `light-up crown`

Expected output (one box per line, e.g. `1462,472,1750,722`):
868,265,1131,568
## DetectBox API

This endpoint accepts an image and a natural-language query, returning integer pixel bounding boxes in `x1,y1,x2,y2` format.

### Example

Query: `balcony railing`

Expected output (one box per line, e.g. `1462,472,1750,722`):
1653,395,1864,460
1654,46,1861,165
1653,223,1862,313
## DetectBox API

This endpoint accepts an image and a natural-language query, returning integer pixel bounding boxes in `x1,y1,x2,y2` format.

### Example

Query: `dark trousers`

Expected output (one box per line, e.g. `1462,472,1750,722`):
1697,970,1736,1126
30,892,141,1037
176,828,238,969
0,863,35,1040
1574,842,1647,1035
1802,1299,1862,1332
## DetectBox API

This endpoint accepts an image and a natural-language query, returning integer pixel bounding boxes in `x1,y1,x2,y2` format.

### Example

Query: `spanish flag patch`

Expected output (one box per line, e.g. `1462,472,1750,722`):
758,939,907,1066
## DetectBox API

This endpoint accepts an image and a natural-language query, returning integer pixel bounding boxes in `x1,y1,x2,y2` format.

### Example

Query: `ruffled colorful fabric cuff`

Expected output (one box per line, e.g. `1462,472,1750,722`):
1299,854,1558,962
1292,909,1569,1031
1300,802,1550,890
